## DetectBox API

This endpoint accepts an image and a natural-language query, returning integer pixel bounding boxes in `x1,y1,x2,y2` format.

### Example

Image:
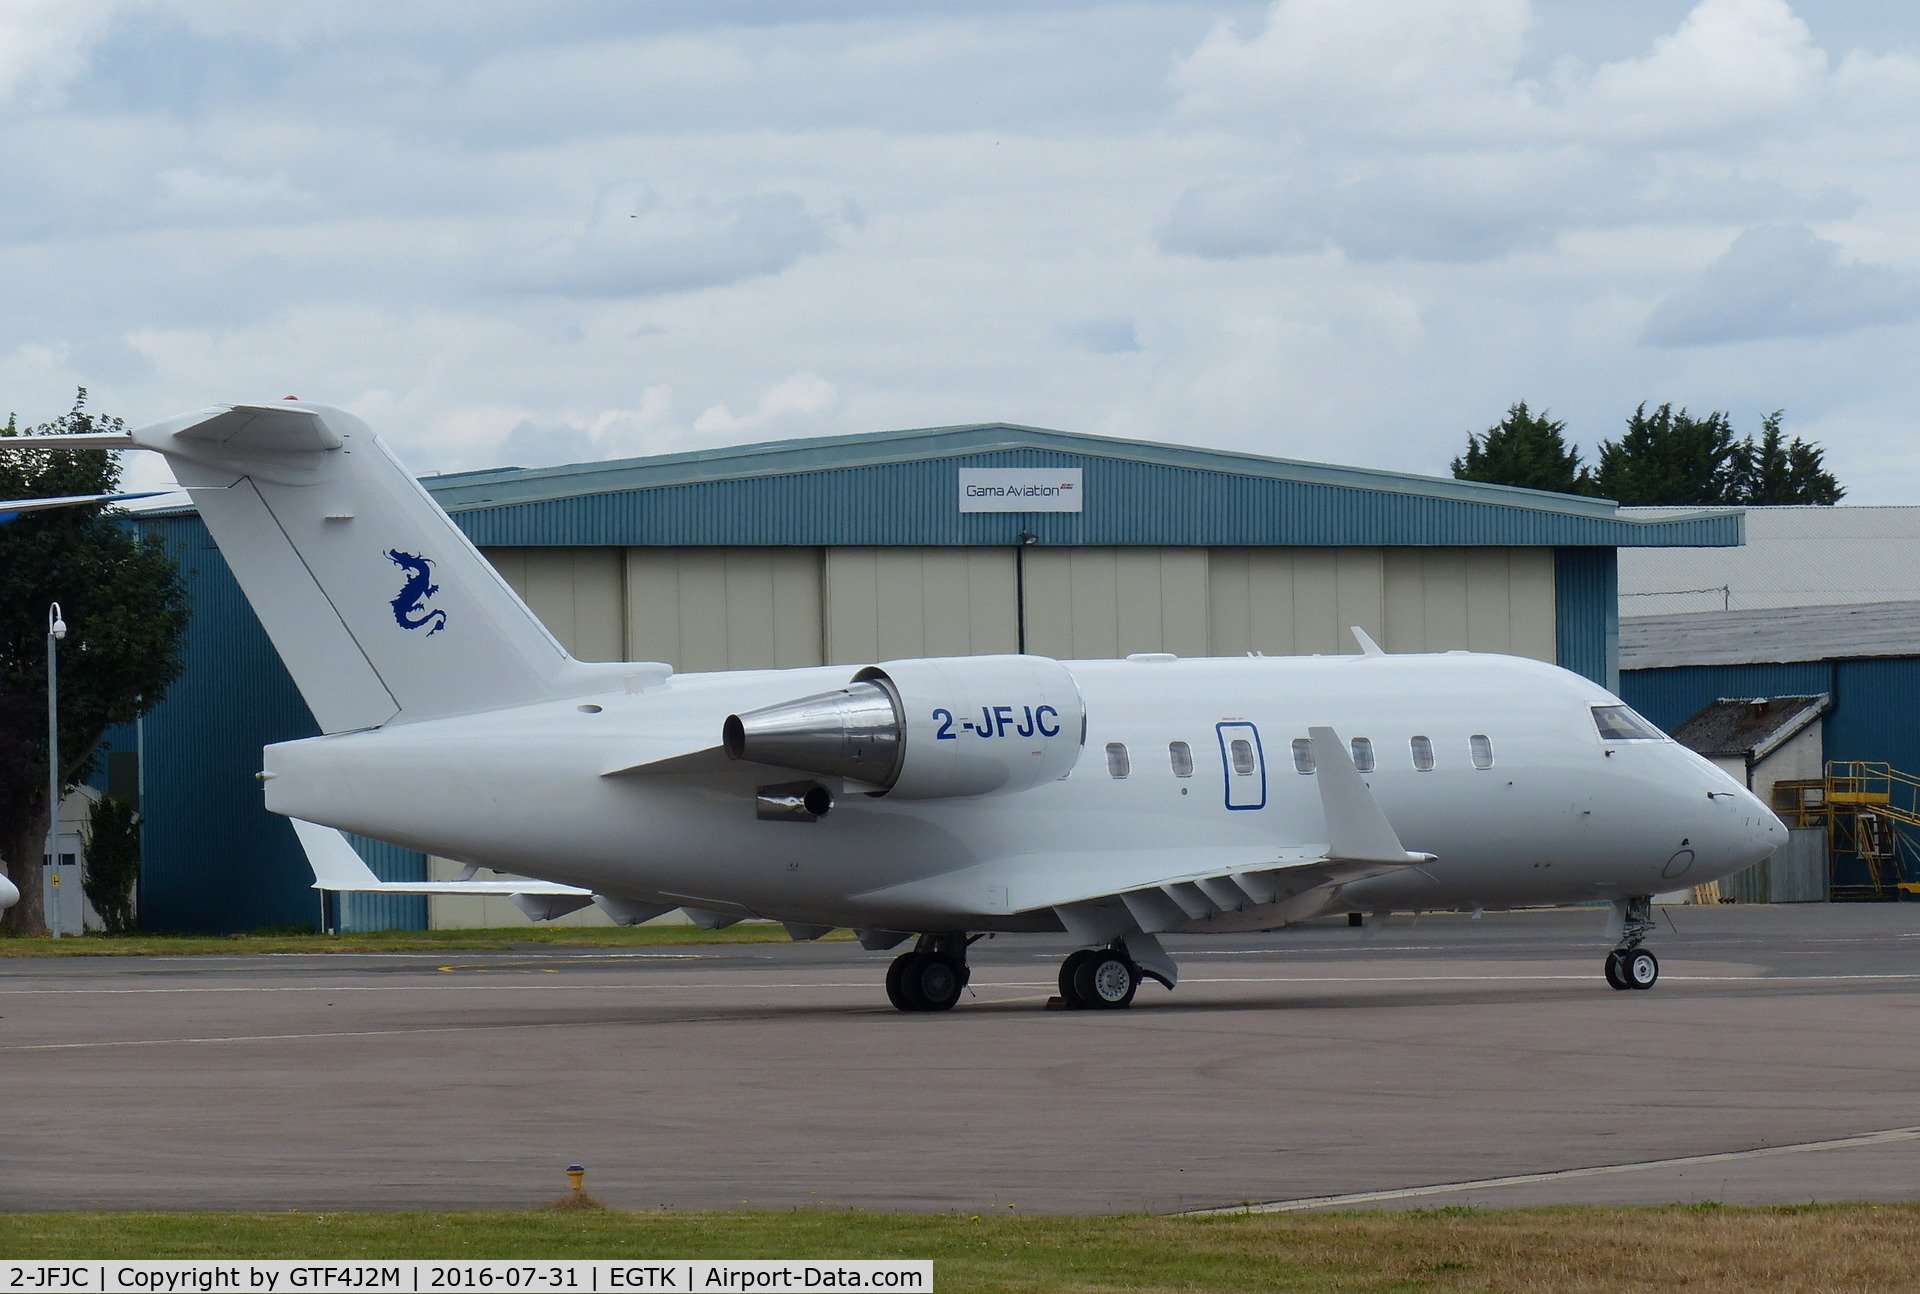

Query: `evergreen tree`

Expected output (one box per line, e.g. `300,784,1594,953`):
1728,412,1845,505
0,390,190,935
1591,403,1741,506
1450,401,1591,495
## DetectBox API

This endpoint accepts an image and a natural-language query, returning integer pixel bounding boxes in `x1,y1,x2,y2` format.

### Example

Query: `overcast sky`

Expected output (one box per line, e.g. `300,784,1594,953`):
6,0,1920,499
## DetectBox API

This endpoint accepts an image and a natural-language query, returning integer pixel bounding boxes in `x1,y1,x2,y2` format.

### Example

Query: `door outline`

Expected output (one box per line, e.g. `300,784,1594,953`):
1216,721,1267,811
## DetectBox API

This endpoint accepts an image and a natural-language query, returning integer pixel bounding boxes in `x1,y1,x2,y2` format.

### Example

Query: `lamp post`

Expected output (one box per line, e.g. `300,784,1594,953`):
46,602,65,939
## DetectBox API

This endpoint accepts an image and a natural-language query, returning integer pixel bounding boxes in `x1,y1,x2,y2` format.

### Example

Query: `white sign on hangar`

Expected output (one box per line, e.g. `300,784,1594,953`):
957,467,1084,513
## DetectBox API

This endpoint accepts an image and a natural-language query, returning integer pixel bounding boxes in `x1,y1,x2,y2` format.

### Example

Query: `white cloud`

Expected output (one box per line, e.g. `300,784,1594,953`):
694,372,839,437
1644,222,1920,346
0,0,118,107
504,186,833,299
6,0,1920,507
1576,0,1826,144
1172,0,1535,145
1162,0,1869,265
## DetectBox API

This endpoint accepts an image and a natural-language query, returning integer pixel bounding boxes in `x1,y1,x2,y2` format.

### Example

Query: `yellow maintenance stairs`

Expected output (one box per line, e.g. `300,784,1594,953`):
1773,762,1920,900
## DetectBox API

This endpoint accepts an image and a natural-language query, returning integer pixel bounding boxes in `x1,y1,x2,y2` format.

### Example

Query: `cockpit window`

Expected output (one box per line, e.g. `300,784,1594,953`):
1591,705,1663,742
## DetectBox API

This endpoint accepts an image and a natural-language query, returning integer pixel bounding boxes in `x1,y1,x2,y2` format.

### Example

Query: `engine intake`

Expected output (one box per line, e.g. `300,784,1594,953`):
724,655,1084,798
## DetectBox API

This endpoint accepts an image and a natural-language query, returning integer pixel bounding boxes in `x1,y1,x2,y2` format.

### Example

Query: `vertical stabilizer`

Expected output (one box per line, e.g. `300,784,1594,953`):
133,403,619,730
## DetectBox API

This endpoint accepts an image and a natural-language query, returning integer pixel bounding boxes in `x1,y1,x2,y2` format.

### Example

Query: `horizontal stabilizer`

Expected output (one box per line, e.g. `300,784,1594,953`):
291,819,590,896
4,433,138,448
0,491,166,521
175,404,342,452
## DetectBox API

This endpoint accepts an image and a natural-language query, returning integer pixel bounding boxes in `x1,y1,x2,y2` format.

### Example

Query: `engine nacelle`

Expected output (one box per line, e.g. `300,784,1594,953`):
723,655,1084,798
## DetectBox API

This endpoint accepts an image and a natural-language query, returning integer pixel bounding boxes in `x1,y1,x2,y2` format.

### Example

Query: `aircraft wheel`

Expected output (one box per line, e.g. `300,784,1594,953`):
1624,948,1659,990
910,954,965,1012
1058,949,1097,1008
885,952,919,1011
1603,950,1630,990
1072,950,1139,1009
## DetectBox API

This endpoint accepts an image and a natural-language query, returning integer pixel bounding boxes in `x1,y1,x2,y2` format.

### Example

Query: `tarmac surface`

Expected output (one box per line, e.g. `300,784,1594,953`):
3,903,1918,1215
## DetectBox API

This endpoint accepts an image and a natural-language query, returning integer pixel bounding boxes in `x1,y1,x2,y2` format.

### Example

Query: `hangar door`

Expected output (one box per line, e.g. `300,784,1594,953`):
483,544,1557,667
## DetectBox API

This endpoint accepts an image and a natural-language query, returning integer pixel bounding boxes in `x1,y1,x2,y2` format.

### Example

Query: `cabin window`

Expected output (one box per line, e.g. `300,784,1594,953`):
1291,737,1316,774
1592,705,1663,742
1105,742,1130,778
1350,737,1375,772
1470,734,1494,769
1229,738,1256,776
1168,741,1194,778
1410,735,1435,771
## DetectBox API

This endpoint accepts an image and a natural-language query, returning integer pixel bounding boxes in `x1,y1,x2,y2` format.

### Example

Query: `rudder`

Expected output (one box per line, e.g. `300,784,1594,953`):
135,402,628,730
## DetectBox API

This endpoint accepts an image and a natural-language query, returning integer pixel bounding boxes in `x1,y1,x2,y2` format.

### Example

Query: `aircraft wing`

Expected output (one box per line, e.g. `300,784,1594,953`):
857,725,1430,953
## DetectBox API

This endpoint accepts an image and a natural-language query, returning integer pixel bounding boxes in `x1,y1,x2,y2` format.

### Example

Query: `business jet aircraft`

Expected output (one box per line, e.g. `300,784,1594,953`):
23,402,1784,1007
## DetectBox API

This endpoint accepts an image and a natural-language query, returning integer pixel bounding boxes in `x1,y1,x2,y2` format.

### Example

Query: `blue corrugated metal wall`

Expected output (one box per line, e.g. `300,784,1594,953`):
1554,548,1618,691
1629,657,1920,778
1621,662,1834,734
1622,656,1920,895
135,515,425,934
450,450,1740,549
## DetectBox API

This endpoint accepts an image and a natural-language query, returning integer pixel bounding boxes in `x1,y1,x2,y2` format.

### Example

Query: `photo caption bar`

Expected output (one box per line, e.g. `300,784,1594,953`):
3,1264,930,1293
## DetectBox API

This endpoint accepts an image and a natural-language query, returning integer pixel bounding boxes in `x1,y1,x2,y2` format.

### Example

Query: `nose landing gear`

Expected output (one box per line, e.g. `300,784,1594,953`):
885,933,971,1012
1604,896,1660,990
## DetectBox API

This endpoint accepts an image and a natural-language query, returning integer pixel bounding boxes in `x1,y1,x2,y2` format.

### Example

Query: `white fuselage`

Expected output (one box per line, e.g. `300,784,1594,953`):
262,650,1784,932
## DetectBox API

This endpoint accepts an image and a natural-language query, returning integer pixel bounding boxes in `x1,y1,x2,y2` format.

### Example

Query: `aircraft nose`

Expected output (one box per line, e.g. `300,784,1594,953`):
1730,791,1786,864
0,871,18,910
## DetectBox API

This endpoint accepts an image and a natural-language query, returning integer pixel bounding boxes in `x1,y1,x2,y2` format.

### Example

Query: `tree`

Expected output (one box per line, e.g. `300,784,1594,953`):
1450,402,1592,495
82,792,140,934
0,390,189,935
1728,412,1845,505
1591,403,1741,506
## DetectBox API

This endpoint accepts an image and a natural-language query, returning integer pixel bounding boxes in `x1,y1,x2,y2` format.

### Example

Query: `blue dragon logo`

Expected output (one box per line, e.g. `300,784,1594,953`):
386,549,447,636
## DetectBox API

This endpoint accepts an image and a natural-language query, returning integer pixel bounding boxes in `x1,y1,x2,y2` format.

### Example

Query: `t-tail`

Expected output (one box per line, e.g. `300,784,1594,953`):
44,402,654,731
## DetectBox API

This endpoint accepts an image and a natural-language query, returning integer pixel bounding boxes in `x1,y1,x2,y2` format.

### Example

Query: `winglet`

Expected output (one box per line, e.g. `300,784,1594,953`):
1308,726,1428,864
291,819,383,889
1350,626,1385,657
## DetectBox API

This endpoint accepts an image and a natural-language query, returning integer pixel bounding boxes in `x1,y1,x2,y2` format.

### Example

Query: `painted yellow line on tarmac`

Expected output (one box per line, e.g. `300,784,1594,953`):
1181,1125,1920,1216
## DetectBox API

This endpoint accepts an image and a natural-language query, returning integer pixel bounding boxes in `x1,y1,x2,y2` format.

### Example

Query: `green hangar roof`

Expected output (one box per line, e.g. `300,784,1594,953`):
417,422,1743,549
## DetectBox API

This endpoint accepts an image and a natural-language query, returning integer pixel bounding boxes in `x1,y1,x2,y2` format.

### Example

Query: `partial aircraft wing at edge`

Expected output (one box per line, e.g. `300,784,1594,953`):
290,819,591,896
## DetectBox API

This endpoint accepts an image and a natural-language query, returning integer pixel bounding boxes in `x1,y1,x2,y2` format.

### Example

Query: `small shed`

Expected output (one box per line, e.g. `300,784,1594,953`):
1668,694,1828,804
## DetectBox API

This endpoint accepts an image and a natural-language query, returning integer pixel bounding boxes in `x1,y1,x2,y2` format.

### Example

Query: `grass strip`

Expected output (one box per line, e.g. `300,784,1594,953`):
5,1206,1919,1293
0,925,850,957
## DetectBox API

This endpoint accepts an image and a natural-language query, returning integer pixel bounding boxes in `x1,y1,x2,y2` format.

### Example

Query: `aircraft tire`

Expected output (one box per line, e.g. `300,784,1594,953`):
1072,951,1139,1009
1603,950,1630,990
885,952,919,1011
910,954,965,1012
1058,950,1097,1008
1624,948,1659,990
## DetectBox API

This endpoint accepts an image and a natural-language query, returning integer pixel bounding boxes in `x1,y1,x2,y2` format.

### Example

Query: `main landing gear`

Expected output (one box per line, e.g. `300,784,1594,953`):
885,934,972,1012
1058,947,1141,1009
1604,895,1660,991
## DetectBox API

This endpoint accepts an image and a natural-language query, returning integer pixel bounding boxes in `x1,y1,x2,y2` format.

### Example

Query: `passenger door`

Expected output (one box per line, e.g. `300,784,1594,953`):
1216,721,1267,810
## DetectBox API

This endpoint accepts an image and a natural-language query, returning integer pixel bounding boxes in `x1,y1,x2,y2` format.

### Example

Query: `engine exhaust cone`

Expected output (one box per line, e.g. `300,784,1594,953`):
724,680,904,789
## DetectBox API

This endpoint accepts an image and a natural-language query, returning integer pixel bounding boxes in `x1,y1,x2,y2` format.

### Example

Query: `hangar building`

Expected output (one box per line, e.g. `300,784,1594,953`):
1620,505,1920,901
123,422,1736,933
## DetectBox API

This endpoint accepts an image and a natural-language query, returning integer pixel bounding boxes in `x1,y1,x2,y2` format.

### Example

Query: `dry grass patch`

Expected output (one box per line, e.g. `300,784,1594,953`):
5,1204,1919,1292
